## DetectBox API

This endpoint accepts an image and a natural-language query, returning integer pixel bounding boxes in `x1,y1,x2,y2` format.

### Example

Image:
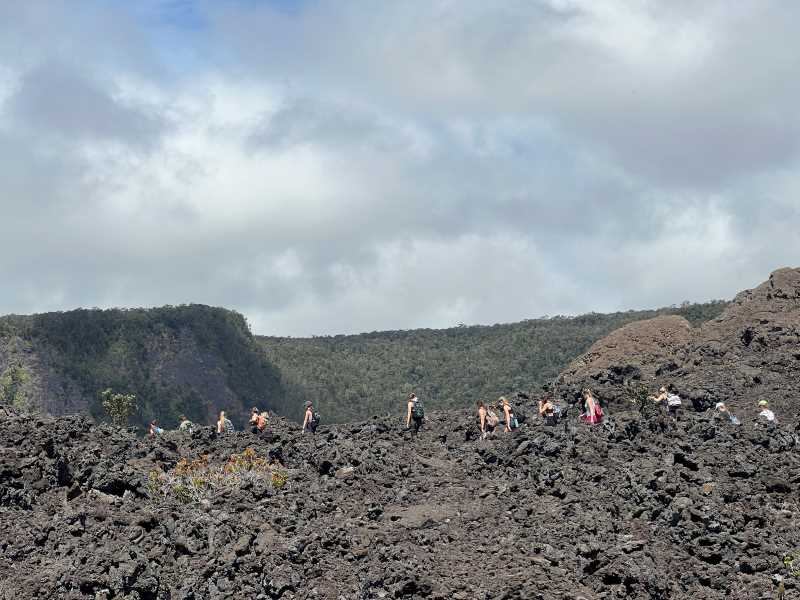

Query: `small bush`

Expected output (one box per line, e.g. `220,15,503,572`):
625,381,659,420
784,552,800,578
147,448,287,504
101,388,138,427
271,468,288,489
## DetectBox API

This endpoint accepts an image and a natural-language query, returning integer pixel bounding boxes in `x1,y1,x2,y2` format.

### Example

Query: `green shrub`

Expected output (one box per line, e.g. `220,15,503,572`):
101,388,138,427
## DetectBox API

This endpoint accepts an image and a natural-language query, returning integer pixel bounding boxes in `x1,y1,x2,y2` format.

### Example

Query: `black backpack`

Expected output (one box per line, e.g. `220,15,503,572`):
412,399,425,419
309,411,321,431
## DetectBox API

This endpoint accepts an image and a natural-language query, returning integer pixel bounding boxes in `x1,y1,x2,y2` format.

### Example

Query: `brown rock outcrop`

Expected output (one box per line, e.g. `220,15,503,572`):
556,267,800,416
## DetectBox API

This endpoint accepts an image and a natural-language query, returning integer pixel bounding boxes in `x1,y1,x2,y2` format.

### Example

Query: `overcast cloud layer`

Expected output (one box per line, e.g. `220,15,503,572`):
1,1,798,335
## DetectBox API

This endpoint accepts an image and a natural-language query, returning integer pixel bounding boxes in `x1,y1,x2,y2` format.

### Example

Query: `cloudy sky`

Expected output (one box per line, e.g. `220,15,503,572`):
0,1,798,335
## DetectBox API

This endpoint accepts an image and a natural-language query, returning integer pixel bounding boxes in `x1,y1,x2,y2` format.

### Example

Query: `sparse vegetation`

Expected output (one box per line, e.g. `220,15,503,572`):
784,552,800,578
147,448,288,504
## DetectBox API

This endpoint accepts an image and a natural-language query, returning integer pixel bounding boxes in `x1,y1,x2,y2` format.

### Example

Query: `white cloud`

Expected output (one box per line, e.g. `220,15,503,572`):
0,1,798,335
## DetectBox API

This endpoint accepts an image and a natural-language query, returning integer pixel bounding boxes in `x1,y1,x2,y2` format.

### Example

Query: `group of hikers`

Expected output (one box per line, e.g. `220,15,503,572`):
471,384,780,439
147,385,780,438
148,402,322,437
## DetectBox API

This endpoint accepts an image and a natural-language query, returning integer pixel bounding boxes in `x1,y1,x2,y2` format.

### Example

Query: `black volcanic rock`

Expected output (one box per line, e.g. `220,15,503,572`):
0,403,799,599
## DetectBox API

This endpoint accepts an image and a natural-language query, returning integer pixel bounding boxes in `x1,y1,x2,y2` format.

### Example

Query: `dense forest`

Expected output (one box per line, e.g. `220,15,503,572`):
0,305,287,429
259,301,729,423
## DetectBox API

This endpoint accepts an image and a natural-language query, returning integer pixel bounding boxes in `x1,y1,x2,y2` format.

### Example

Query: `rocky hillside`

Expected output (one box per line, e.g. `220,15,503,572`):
556,267,800,417
0,402,798,599
259,301,728,423
0,305,287,429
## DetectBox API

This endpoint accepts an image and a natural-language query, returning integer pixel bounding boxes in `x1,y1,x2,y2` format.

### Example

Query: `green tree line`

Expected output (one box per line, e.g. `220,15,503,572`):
259,301,728,423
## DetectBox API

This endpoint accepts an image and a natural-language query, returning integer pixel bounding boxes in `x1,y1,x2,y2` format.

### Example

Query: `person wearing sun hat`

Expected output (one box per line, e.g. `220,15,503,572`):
757,399,776,423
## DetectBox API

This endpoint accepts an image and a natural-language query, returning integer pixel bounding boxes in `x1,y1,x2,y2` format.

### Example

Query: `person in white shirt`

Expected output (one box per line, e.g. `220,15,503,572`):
757,399,776,423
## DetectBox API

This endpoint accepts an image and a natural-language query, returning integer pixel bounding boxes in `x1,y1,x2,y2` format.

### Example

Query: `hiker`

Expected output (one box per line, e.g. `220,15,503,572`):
302,401,319,434
148,419,164,437
498,396,518,432
714,402,740,425
656,385,683,419
649,386,669,408
757,400,776,423
249,407,268,434
405,393,425,434
178,415,194,432
257,410,268,433
538,395,557,426
248,407,261,433
477,400,499,439
580,388,603,424
217,410,234,434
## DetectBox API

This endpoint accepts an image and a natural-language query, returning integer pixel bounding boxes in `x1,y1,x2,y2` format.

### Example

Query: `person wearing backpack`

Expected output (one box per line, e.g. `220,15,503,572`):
254,410,268,434
178,415,194,432
538,396,557,426
665,388,683,420
477,400,499,439
302,401,320,434
148,419,164,437
249,407,261,433
405,393,424,434
499,396,518,432
217,410,234,434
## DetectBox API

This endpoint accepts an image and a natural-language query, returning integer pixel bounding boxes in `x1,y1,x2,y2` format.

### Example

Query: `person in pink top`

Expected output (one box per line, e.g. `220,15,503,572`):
580,388,603,424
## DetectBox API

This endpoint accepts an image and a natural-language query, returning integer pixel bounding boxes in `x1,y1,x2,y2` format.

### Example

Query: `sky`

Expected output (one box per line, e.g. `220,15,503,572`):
0,1,798,336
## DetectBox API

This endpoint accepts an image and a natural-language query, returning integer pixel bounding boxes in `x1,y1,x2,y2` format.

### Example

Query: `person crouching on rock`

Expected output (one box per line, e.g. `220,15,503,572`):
178,415,194,432
714,402,740,425
539,395,557,426
405,393,425,435
580,389,603,425
757,400,777,423
148,419,164,437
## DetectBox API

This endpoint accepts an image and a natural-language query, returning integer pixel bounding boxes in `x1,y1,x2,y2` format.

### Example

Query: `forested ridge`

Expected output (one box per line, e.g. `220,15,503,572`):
259,301,728,422
0,305,287,428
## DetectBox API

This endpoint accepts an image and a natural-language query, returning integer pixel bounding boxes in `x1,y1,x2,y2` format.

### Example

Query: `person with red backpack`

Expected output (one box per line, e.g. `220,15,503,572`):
580,388,603,424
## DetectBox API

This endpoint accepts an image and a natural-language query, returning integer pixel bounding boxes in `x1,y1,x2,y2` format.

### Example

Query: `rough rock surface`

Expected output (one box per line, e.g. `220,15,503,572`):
557,268,800,415
1,403,799,599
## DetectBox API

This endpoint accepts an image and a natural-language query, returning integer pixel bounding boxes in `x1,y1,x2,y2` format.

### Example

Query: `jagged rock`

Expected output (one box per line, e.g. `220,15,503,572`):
334,466,355,480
